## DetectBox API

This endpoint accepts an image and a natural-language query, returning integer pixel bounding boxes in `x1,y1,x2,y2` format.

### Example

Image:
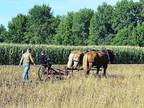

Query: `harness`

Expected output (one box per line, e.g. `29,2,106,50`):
72,53,84,63
73,56,79,62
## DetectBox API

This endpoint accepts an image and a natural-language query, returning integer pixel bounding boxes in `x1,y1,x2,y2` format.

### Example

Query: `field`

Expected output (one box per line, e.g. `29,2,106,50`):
1,64,144,108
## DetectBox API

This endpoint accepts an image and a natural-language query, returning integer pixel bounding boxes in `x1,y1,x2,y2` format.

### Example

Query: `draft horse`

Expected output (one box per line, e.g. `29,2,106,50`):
83,49,115,77
67,50,84,70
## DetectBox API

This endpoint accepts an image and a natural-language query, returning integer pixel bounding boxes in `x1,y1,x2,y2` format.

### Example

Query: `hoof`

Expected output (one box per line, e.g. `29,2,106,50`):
103,74,107,78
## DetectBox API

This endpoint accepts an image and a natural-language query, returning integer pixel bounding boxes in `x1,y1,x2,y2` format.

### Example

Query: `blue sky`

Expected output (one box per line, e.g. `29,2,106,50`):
0,0,138,28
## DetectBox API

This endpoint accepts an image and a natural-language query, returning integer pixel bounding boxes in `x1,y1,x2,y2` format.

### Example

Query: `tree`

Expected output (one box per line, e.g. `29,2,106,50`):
133,25,144,46
26,4,59,44
0,24,6,42
54,12,74,45
112,0,142,33
112,26,134,45
72,8,94,45
8,14,27,43
88,3,114,45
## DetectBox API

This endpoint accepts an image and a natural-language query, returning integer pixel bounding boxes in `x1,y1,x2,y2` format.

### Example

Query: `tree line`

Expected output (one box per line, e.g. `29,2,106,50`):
0,0,144,46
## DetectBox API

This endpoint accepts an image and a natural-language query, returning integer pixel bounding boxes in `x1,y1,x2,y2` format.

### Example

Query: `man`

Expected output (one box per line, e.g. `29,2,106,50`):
39,50,51,73
39,50,47,66
19,48,35,80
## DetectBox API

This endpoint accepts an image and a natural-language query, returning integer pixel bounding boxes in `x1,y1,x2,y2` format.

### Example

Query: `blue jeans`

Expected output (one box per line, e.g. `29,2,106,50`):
22,64,30,80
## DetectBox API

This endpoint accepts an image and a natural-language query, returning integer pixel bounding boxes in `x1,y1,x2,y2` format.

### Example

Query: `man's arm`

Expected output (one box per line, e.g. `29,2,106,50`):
19,54,24,65
29,54,35,65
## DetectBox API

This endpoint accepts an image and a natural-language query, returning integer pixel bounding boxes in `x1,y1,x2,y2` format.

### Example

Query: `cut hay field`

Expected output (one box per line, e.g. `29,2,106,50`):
0,64,144,108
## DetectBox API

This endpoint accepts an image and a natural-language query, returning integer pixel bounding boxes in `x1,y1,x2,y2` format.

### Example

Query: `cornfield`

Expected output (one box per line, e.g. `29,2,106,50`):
0,43,144,65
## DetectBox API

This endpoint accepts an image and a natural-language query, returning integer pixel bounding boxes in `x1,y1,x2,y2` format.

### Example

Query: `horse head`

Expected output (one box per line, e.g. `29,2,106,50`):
67,50,84,69
107,49,115,63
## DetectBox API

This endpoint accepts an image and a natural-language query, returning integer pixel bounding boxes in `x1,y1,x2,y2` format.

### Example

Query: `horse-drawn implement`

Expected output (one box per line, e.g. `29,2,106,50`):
38,65,70,81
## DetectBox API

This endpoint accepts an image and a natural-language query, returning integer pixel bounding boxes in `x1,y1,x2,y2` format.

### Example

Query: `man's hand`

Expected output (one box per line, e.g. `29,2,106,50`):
18,64,21,67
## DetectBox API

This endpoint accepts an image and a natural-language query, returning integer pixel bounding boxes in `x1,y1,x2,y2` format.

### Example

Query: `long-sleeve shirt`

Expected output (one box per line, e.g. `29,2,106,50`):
19,52,35,65
39,54,47,65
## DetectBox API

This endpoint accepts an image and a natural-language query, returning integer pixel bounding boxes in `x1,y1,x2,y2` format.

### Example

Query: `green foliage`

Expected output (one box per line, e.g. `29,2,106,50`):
72,8,94,45
0,24,6,33
133,24,144,46
54,12,74,45
112,0,142,31
89,3,114,45
0,44,144,65
25,4,59,44
112,26,132,45
54,9,94,45
8,14,27,43
0,24,6,42
112,24,144,46
1,1,144,46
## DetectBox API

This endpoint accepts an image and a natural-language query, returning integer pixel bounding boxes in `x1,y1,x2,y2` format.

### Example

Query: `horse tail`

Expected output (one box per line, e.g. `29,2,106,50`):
83,53,88,70
67,53,74,69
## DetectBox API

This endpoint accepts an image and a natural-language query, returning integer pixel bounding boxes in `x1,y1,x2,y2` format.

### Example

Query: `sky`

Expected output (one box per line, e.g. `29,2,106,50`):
0,0,139,28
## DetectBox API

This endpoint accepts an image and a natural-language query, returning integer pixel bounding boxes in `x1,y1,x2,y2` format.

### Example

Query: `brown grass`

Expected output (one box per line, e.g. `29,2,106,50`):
0,64,144,108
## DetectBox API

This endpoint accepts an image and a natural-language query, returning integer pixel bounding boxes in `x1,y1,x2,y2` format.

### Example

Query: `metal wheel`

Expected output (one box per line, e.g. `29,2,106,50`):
38,66,49,81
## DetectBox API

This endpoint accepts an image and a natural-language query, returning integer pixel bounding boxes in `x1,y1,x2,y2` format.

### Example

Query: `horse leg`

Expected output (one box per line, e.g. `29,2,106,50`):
96,67,99,75
103,64,108,77
84,65,89,77
87,63,92,75
96,66,101,77
85,63,92,77
73,61,79,69
86,70,90,75
84,69,90,77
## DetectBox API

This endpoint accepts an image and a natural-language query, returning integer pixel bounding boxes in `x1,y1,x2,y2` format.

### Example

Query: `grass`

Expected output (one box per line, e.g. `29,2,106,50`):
0,64,144,108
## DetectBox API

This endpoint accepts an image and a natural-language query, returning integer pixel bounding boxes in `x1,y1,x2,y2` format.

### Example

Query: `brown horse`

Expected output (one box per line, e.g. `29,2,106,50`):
83,49,115,77
67,50,84,70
